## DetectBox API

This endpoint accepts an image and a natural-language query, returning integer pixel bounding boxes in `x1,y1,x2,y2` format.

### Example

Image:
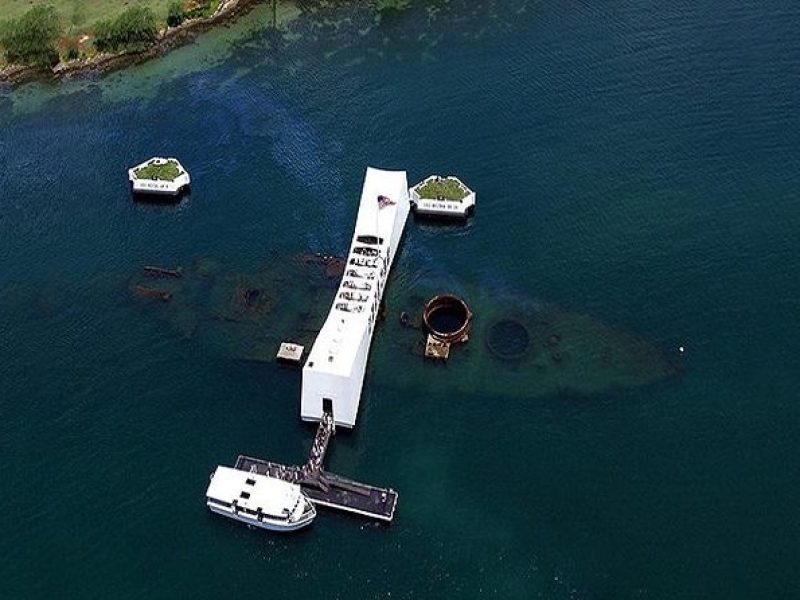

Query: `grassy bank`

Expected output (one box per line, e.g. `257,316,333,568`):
0,0,223,66
2,1,172,28
0,0,412,72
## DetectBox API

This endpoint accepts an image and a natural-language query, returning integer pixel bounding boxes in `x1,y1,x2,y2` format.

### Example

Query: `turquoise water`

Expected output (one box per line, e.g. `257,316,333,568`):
2,1,799,597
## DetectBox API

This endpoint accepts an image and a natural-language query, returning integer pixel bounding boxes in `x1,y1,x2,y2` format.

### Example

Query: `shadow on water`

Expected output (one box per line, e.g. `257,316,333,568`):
131,189,192,205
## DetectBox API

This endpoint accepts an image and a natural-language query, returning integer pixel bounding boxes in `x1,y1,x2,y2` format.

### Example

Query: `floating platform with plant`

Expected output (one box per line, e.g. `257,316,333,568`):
128,157,191,197
410,175,476,219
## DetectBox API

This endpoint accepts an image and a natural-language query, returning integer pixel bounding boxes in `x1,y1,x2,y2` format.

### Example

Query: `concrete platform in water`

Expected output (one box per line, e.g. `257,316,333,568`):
128,157,191,198
410,174,475,219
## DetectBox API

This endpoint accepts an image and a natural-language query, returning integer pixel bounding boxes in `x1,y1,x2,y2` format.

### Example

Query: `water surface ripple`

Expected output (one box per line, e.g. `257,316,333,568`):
1,1,799,598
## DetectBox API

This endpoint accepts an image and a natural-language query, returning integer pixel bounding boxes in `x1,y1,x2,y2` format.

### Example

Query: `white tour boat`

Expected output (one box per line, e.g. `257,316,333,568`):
206,466,316,532
301,167,410,428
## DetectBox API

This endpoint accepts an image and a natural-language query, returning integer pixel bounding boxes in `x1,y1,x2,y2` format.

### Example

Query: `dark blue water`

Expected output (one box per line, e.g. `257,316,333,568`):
2,1,799,597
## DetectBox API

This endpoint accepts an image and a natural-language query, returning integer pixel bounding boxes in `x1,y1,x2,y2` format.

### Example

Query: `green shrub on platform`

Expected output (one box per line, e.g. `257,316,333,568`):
416,178,468,202
134,160,182,182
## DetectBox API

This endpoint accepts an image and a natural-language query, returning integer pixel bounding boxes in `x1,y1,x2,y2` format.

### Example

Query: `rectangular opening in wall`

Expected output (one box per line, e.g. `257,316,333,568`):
322,397,333,416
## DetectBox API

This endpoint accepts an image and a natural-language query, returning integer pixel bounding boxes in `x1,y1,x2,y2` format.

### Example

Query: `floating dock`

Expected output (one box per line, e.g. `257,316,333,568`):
235,457,398,522
234,411,397,522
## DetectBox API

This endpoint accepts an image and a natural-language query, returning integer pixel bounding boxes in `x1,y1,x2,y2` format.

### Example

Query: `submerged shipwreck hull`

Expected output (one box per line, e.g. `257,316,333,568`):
376,284,678,398
128,254,337,359
128,255,678,399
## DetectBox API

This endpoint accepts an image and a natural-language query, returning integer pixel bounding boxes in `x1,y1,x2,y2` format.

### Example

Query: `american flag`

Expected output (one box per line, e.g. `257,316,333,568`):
377,194,396,209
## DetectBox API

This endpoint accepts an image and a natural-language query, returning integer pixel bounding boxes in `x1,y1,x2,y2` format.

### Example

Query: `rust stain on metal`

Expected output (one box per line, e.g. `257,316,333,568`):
424,334,451,360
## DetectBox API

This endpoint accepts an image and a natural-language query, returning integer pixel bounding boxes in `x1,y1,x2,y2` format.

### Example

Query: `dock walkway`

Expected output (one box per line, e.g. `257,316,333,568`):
235,411,397,522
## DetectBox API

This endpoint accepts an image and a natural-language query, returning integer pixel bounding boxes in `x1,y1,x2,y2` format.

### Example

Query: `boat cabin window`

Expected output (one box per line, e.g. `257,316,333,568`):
240,491,251,500
245,478,256,486
356,235,383,245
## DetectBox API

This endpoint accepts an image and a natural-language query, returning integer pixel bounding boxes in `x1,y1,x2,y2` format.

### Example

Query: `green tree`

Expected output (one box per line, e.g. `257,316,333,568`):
94,6,158,53
376,0,412,12
66,42,80,61
1,5,62,67
167,0,186,28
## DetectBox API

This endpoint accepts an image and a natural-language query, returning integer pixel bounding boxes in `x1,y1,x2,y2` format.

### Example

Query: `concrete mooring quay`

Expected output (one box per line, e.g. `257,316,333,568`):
235,411,398,522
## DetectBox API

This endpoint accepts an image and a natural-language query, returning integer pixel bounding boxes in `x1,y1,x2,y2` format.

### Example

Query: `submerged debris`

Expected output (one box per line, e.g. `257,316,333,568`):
144,265,183,279
295,252,346,279
130,284,172,302
486,318,530,361
127,254,333,353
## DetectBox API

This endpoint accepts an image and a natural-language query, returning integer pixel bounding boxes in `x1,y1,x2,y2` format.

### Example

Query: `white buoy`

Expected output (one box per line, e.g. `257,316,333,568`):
679,346,685,353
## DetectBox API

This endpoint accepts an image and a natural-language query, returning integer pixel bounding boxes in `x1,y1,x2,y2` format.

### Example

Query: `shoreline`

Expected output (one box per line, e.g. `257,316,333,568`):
0,0,267,88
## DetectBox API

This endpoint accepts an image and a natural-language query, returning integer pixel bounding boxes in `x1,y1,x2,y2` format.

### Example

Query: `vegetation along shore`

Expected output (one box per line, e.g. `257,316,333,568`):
0,0,412,86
